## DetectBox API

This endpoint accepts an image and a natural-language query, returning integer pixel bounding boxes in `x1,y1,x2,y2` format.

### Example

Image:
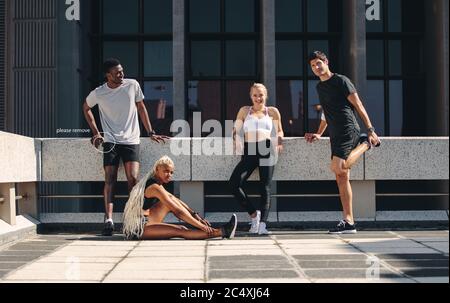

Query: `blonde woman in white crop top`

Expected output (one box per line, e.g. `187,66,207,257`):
229,83,284,235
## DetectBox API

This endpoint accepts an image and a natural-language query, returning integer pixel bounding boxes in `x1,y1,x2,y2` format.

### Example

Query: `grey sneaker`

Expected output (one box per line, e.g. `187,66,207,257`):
328,220,357,234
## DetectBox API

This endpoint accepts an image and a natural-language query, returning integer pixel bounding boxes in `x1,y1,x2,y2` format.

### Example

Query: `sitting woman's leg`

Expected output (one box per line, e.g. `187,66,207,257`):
141,223,222,240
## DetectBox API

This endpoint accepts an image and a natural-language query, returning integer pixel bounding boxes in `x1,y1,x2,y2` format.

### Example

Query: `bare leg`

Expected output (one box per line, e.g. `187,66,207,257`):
104,165,119,220
124,161,139,193
331,157,354,224
142,201,223,240
343,142,370,169
141,223,222,240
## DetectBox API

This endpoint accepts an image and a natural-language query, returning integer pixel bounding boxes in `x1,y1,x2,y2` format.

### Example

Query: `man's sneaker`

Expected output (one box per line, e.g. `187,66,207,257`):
258,222,271,235
328,220,357,234
102,220,114,236
222,214,238,239
359,133,381,149
249,210,261,234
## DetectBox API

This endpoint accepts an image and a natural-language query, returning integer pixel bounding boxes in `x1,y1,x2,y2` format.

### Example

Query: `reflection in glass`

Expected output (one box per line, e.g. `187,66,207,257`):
144,41,173,77
226,41,256,77
276,40,303,77
389,80,403,136
276,0,303,32
307,0,328,32
277,80,304,136
144,81,173,136
191,41,221,77
103,42,139,77
225,0,255,32
103,0,139,34
389,40,402,76
308,80,322,133
144,0,172,34
366,40,384,76
189,0,220,33
226,81,254,120
366,80,385,135
388,0,402,32
188,81,221,136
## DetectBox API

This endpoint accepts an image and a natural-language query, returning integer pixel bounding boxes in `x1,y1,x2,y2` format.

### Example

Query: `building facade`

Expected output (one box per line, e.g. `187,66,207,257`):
0,0,448,216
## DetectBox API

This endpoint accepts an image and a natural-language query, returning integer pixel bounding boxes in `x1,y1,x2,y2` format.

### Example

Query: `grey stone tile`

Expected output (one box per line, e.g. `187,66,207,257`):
209,255,287,262
297,260,379,269
385,260,449,268
304,269,401,279
377,254,448,260
6,244,60,251
293,255,368,261
209,270,300,279
0,270,10,278
0,256,41,262
209,261,292,270
0,251,47,257
274,234,336,239
401,268,449,278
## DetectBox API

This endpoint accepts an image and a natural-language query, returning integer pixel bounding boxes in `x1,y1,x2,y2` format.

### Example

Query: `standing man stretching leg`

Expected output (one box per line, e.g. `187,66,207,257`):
305,51,381,234
83,58,168,236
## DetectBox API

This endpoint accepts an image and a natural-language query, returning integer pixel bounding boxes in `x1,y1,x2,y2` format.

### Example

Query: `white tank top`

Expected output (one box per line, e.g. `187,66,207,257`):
243,106,273,137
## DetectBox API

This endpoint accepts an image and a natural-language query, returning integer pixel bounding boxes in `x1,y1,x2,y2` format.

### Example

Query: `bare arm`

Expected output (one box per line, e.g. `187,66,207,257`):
347,93,381,145
136,101,153,136
305,117,327,143
169,193,211,226
233,106,247,139
82,101,103,147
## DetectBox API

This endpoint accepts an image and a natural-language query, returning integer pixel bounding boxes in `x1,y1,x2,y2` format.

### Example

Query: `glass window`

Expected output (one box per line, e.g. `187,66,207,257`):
144,41,173,77
225,41,256,77
276,40,303,77
225,0,255,32
366,40,384,76
189,0,220,33
388,40,402,76
388,0,402,32
103,0,139,34
188,81,221,136
103,42,139,77
144,0,172,34
276,0,303,32
277,80,304,136
389,80,403,136
307,0,328,32
144,81,173,136
225,81,254,120
366,0,383,32
190,41,221,77
308,80,322,132
366,80,385,135
307,40,329,76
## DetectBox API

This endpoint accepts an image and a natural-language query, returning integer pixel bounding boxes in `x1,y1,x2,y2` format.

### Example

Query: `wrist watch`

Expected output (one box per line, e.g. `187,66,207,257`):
367,127,376,133
148,130,156,136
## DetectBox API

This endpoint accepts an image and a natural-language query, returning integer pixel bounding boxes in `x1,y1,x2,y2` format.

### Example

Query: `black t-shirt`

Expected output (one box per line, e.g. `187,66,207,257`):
316,73,360,138
144,177,160,208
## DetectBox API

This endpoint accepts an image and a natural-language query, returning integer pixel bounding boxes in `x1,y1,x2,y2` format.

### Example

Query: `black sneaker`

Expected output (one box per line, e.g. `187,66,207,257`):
360,133,381,148
102,220,114,236
328,220,357,234
221,214,237,239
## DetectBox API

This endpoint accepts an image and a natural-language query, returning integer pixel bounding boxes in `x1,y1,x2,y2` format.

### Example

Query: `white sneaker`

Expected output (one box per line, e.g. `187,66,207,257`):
248,210,261,233
258,222,271,235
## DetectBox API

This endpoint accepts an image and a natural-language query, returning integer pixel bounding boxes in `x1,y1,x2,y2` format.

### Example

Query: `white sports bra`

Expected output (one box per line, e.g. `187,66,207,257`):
243,106,273,135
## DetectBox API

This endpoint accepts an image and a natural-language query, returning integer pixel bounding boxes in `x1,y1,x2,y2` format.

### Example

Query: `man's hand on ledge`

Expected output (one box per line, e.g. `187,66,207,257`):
305,133,321,143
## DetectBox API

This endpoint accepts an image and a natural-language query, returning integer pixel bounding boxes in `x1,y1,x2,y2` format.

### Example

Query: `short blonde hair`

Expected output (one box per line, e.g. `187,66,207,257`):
151,155,174,177
250,83,268,98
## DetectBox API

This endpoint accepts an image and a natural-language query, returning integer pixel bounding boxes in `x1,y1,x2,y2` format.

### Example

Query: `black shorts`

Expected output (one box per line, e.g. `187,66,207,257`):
330,129,360,160
103,143,140,167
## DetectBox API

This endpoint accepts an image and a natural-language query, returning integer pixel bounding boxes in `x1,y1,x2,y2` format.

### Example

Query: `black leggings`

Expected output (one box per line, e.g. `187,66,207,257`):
229,140,275,222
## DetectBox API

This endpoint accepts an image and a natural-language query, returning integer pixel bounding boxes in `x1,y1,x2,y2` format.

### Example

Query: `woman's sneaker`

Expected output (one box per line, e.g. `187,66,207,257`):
328,220,357,234
249,210,261,234
222,214,238,239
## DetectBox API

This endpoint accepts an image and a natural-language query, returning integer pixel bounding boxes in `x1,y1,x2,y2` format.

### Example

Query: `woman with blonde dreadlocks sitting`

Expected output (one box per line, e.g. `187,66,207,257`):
123,156,238,240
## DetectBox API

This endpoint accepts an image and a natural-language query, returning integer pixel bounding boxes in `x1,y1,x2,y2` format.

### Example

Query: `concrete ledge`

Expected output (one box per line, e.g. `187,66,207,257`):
365,137,449,180
41,138,191,181
0,132,41,183
0,215,39,248
191,138,364,181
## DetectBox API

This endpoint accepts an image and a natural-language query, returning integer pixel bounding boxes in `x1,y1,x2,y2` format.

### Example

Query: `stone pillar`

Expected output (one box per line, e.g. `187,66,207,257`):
180,182,204,217
342,0,367,100
351,180,376,220
0,183,16,225
173,0,186,131
425,0,449,136
261,0,276,105
16,182,38,220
